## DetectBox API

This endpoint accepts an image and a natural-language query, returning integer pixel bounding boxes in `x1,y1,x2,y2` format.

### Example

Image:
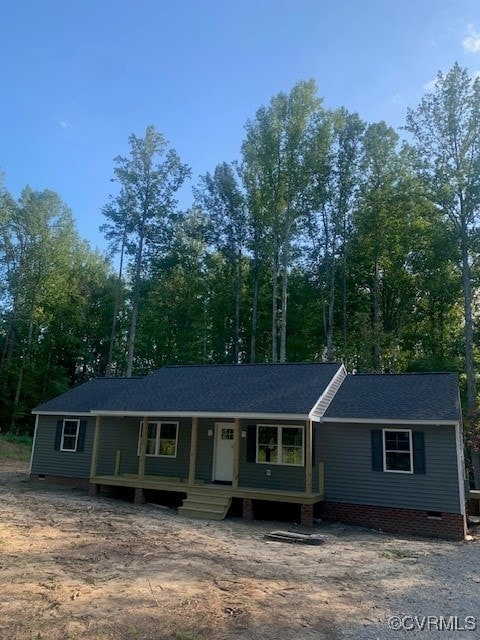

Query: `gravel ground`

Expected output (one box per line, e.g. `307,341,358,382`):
1,460,479,640
344,535,480,640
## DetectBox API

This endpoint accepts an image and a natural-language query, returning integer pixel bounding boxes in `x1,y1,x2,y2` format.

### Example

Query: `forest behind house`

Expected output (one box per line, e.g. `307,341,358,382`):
1,64,479,481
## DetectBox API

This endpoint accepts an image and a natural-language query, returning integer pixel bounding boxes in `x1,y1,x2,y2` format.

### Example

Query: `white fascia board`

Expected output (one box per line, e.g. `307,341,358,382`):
29,414,39,474
308,363,347,420
321,417,459,426
91,410,309,421
32,411,92,416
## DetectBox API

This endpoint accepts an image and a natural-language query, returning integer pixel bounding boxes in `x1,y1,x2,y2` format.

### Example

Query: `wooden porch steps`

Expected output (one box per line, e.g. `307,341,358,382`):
178,488,232,520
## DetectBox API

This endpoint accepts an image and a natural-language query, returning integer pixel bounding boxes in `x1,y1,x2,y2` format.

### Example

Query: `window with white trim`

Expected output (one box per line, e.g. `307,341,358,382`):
138,421,178,457
61,419,80,451
256,425,304,466
383,429,413,473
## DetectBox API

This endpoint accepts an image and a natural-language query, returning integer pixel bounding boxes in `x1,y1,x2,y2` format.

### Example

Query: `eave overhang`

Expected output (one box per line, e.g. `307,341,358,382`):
90,410,310,421
32,410,92,416
320,417,459,426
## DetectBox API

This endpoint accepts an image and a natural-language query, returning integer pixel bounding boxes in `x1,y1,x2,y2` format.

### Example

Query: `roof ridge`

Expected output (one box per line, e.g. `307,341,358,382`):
162,362,341,369
349,372,457,377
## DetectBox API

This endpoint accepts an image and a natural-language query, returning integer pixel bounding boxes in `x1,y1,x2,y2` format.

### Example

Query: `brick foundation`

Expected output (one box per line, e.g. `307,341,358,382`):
242,498,254,520
317,501,467,540
134,488,146,505
300,504,314,527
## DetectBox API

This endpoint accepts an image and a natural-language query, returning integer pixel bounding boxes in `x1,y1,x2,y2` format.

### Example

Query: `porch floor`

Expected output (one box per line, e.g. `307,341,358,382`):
90,473,324,505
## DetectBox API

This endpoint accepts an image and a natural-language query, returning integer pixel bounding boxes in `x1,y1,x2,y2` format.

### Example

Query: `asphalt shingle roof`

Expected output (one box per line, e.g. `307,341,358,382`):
323,373,460,422
33,366,460,422
94,362,343,415
34,363,342,415
33,378,144,413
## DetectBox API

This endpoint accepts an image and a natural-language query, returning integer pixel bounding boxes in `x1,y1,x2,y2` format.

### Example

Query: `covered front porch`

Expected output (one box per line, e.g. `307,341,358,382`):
88,415,325,525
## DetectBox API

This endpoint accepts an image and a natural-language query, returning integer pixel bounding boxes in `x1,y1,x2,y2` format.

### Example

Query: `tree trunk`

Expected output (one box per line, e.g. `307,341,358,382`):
271,249,279,363
460,225,480,487
326,258,336,361
372,261,381,372
11,297,36,430
250,263,259,364
342,226,348,366
280,228,290,363
233,250,242,363
105,227,127,377
126,276,140,377
126,218,146,377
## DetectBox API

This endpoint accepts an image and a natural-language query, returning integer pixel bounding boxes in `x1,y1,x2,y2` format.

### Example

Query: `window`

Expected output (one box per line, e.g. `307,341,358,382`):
257,425,304,466
383,429,413,473
138,421,178,457
61,419,80,451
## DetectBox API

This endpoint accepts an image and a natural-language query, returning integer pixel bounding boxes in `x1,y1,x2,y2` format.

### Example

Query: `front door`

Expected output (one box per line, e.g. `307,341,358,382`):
213,423,235,482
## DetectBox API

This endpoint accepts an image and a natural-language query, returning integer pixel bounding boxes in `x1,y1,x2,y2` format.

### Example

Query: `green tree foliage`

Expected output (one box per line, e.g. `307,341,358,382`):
303,107,365,362
242,80,322,362
194,162,247,361
406,63,480,484
1,63,479,440
101,125,191,376
0,187,115,431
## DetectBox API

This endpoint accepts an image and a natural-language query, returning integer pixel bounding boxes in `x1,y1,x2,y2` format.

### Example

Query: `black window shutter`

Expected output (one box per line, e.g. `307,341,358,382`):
412,431,426,474
246,424,257,463
54,420,63,450
371,430,383,471
77,420,87,452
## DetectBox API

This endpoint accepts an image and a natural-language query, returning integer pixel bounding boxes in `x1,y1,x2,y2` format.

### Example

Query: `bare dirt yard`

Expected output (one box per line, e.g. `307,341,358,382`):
1,460,480,640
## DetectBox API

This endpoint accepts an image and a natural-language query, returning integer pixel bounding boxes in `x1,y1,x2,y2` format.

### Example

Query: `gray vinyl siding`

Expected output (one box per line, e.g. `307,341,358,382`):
195,418,215,482
97,417,191,478
144,418,190,478
312,423,321,493
31,415,95,478
96,417,139,475
318,422,461,513
238,419,306,492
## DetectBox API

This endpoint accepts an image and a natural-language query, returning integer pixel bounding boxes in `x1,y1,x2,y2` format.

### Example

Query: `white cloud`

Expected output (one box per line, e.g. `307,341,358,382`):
473,70,480,80
463,24,480,53
59,120,72,129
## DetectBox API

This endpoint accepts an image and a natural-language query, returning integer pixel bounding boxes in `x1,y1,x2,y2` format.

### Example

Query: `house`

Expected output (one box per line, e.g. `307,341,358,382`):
30,363,467,540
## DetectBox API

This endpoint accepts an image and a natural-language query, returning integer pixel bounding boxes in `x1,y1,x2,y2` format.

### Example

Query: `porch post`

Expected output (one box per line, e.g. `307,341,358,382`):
232,418,241,490
188,417,198,486
138,416,149,478
305,419,313,498
89,416,101,479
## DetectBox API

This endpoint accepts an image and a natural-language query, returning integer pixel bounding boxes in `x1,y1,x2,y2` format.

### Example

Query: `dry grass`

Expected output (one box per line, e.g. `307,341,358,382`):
0,433,32,461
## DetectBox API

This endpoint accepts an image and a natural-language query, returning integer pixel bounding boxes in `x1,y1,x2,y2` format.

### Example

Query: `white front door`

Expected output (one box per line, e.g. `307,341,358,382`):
213,423,235,482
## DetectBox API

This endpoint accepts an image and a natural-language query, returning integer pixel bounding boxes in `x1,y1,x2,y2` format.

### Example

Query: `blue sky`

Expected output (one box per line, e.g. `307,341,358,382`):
1,0,480,252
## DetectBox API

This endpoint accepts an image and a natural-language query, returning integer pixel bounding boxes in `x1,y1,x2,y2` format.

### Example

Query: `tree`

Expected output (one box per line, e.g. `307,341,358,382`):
242,80,322,362
0,186,115,431
194,162,247,362
303,108,364,362
405,63,480,484
102,125,190,376
136,209,213,368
